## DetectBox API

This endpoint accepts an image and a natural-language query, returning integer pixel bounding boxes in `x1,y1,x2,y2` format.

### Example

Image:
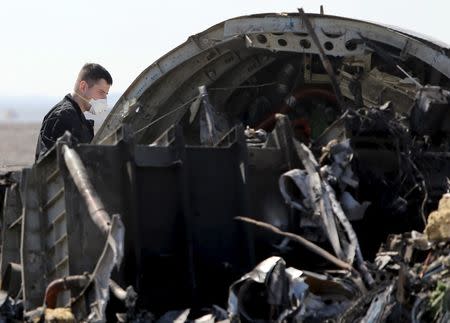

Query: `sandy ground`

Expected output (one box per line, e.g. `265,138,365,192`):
0,123,40,171
0,121,104,172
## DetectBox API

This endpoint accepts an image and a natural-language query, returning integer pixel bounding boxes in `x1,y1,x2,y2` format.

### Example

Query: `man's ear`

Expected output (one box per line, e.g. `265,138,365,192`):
79,80,88,93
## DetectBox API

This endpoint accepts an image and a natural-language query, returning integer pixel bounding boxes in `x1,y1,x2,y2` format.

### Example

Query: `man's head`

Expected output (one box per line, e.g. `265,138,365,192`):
73,63,113,113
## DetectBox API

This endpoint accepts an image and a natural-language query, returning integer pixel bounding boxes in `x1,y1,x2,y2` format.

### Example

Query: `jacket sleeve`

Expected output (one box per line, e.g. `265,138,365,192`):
51,110,75,141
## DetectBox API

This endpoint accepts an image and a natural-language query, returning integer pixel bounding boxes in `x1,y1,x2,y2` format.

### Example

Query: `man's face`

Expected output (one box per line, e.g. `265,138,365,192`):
79,79,110,102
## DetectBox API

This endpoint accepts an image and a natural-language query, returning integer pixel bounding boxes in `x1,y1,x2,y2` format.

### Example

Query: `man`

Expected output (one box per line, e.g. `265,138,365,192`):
35,63,112,161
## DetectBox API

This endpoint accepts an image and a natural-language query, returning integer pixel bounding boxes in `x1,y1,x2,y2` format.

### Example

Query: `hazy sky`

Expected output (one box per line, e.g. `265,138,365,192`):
1,0,449,98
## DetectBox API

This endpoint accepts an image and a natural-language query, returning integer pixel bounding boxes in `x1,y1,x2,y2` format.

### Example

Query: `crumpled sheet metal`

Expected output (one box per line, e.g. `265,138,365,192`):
279,137,375,286
228,256,358,322
86,214,125,323
320,139,359,190
157,309,191,323
425,193,450,242
279,140,360,265
340,191,371,221
321,139,371,221
156,305,228,323
0,290,23,321
228,256,307,321
279,168,310,214
360,284,394,323
280,142,346,262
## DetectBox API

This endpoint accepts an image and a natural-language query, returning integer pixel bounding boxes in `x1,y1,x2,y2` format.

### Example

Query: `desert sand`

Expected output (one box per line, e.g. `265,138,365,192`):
0,123,40,171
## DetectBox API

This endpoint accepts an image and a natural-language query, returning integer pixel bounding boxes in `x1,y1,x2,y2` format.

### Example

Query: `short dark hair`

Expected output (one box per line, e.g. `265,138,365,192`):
79,63,113,87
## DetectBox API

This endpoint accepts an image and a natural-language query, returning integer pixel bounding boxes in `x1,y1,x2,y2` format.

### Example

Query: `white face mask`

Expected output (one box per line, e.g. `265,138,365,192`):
88,98,108,115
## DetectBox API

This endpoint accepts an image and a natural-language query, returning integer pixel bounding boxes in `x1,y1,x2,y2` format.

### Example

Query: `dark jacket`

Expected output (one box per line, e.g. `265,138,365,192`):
35,94,94,161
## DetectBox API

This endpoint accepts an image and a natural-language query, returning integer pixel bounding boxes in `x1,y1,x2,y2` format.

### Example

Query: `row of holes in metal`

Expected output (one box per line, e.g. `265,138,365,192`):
256,34,358,51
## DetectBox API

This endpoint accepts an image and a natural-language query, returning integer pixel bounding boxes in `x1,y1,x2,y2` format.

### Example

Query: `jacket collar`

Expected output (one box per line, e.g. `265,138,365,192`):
64,93,87,121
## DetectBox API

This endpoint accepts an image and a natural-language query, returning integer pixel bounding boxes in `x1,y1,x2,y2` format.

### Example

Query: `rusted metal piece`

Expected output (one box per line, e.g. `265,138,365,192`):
44,275,90,309
61,144,110,235
298,8,344,111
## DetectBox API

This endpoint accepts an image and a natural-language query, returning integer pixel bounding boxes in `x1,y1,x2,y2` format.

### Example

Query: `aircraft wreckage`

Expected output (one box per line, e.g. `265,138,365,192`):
0,9,449,322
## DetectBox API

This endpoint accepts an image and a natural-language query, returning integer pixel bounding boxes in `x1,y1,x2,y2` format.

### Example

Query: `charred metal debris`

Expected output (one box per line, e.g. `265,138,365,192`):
1,10,450,323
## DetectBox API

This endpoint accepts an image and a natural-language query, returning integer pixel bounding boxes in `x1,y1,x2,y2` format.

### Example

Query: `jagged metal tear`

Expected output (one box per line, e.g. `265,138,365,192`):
279,140,358,264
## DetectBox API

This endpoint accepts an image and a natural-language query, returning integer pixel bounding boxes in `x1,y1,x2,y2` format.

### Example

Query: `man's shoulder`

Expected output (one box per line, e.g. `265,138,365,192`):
46,96,78,118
